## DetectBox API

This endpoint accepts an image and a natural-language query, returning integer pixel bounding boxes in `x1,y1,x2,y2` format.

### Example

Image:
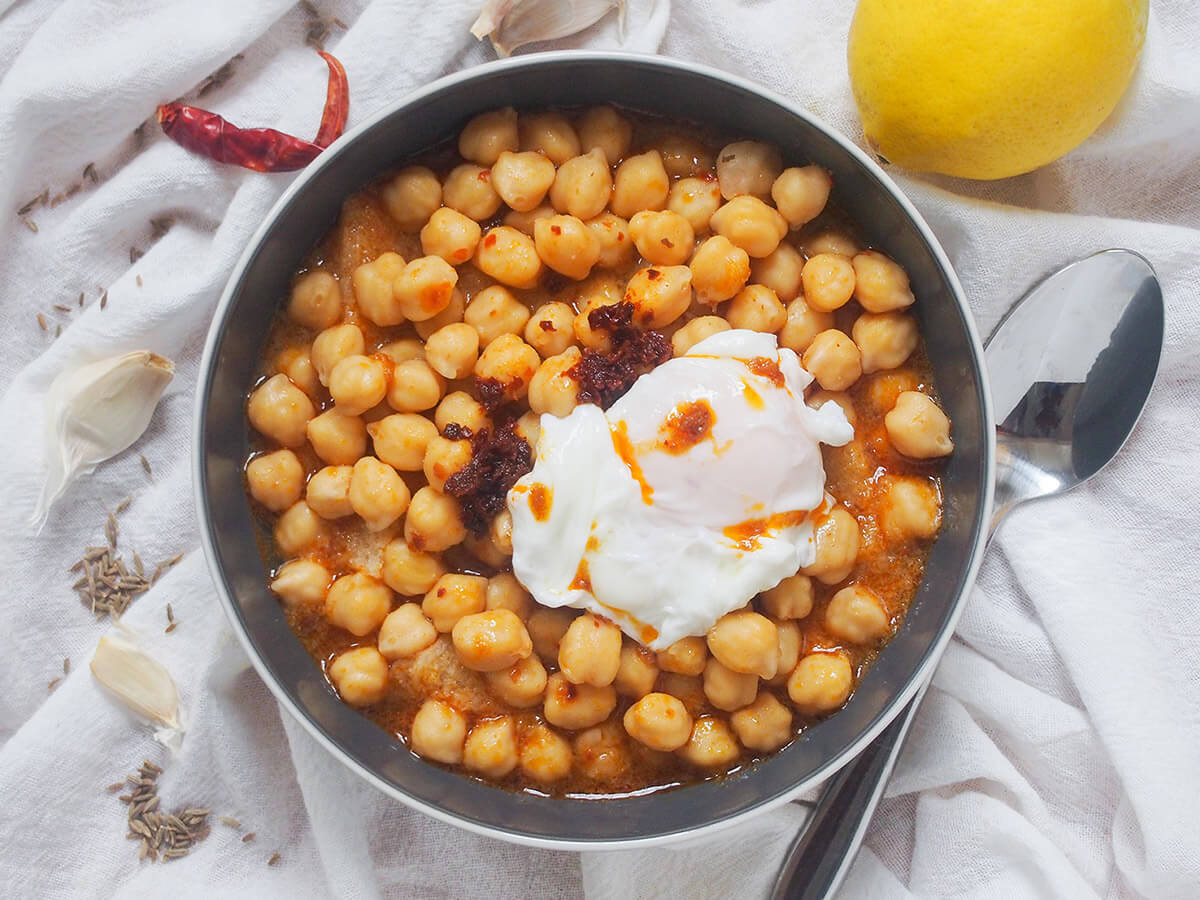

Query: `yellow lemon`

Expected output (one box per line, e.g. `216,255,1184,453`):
848,0,1148,179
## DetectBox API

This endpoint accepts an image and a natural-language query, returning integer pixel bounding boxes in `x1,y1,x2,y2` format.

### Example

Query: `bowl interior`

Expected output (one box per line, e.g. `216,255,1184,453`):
198,54,990,845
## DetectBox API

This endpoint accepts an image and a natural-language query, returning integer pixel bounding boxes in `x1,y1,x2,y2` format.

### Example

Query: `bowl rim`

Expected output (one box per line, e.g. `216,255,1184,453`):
193,49,996,850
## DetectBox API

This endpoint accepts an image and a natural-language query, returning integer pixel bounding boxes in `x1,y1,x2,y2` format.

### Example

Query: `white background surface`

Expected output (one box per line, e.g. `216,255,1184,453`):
1,1,1198,898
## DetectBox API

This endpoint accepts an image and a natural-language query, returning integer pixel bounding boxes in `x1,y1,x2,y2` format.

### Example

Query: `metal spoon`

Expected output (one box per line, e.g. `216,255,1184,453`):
771,248,1165,900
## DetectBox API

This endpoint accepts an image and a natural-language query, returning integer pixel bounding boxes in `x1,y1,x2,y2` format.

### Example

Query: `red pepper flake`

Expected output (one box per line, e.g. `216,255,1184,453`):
477,170,491,182
568,302,672,409
443,421,534,533
483,233,498,248
550,225,562,235
157,52,348,173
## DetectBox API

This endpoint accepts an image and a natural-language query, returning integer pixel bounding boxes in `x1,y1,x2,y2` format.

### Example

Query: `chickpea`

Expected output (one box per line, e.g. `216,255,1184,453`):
534,215,602,280
368,413,437,471
671,315,731,356
276,347,321,398
519,721,572,782
247,374,315,447
465,532,508,570
464,285,532,345
405,486,467,553
706,610,779,679
382,538,445,596
422,435,471,493
655,133,715,178
463,716,519,778
324,572,393,636
475,226,543,289
881,476,942,540
788,651,853,715
458,106,518,166
885,391,954,458
246,449,304,512
667,177,723,233
544,672,617,730
658,673,705,710
415,208,480,267
485,571,529,618
678,717,741,768
274,501,325,555
327,355,386,417
523,301,577,358
328,647,389,707
451,609,534,672
528,348,582,418
611,150,670,218
710,196,788,258
802,329,863,391
393,255,458,323
435,391,490,434
312,325,367,388
442,163,502,221
826,584,892,645
703,659,759,711
751,243,805,302
488,511,515,556
628,210,694,266
727,284,786,333
519,112,580,165
716,140,782,200
802,253,856,312
422,573,487,633
474,333,540,401
612,644,658,699
762,574,814,621
289,270,341,330
623,693,692,751
414,288,467,341
348,456,411,531
503,202,555,236
305,465,354,519
730,692,794,751
852,312,919,374
486,654,548,708
801,505,860,584
584,212,635,269
656,636,707,676
852,250,915,312
381,166,442,231
527,607,576,661
555,612,622,687
689,235,751,306
577,105,633,163
804,230,859,258
376,337,425,366
771,166,833,228
514,411,541,455
304,409,364,466
779,298,835,355
771,619,802,687
420,323,477,381
411,699,467,764
864,370,922,412
351,252,406,326
371,604,437,665
572,289,622,352
270,558,331,609
624,265,693,329
386,359,445,413
808,390,857,429
490,150,556,212
549,149,613,221
574,722,630,781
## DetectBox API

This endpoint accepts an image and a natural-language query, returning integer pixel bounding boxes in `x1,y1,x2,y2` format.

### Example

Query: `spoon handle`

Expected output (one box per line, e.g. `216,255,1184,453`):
768,684,927,900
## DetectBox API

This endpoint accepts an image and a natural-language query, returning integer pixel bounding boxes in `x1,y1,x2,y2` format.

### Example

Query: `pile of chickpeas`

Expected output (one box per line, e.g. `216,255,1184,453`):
244,105,954,791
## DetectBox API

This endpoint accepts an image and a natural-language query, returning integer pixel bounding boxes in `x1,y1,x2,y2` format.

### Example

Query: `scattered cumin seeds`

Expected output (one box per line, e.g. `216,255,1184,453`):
54,303,71,313
268,852,281,867
48,677,61,690
167,603,174,623
21,216,38,233
100,291,108,309
106,513,119,548
242,832,256,843
116,496,131,514
64,657,70,674
37,313,47,331
165,622,177,634
218,816,240,829
106,781,125,792
17,196,38,215
78,291,85,307
168,553,183,567
332,16,348,29
141,455,153,477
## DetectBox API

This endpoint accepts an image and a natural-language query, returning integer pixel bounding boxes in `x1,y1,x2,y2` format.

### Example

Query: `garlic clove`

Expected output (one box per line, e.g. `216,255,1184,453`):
91,631,182,733
34,350,174,531
470,0,624,55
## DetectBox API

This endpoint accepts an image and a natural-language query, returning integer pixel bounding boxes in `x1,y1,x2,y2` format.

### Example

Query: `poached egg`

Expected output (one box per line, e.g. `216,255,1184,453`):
507,329,853,650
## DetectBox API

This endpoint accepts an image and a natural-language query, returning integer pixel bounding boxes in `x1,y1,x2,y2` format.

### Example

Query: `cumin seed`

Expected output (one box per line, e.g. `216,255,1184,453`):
165,622,177,634
22,216,38,232
141,455,152,477
218,816,240,828
136,274,143,287
78,291,85,307
84,162,98,183
129,246,143,264
54,303,71,313
37,313,47,331
48,677,60,690
268,852,281,867
116,496,131,514
106,782,125,793
55,324,62,337
167,603,174,622
100,291,108,309
332,16,348,29
242,832,256,843
17,196,37,215
63,657,70,674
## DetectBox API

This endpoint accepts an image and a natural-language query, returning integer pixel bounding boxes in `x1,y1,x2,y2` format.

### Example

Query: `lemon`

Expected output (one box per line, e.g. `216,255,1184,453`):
847,0,1148,180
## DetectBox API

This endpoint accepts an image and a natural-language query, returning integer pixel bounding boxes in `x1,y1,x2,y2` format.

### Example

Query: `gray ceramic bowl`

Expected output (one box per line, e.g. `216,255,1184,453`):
195,52,995,849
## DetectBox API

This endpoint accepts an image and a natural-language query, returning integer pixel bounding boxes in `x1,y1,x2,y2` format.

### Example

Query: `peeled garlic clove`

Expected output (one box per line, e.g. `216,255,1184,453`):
34,350,174,530
91,631,182,734
470,0,624,55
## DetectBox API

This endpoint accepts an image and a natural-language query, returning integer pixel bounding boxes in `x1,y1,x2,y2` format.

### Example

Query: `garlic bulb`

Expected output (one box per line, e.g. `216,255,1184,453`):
34,350,174,530
91,631,182,734
471,0,625,55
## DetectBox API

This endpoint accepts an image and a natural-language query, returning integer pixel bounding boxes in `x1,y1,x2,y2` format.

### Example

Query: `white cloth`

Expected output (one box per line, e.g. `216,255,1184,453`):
1,1,1197,898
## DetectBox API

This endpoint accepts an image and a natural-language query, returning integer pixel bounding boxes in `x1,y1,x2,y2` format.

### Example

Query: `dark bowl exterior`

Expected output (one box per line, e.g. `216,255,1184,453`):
196,53,993,847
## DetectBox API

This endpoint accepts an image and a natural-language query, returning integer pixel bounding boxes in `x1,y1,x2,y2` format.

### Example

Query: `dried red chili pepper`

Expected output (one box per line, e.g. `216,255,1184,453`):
156,51,348,173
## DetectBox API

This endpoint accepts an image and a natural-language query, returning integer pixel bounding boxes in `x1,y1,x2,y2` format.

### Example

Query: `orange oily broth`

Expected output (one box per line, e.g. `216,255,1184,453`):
245,110,945,797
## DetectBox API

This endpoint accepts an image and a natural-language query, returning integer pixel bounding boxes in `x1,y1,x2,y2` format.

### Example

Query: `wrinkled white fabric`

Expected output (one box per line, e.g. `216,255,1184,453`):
0,1,1197,899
